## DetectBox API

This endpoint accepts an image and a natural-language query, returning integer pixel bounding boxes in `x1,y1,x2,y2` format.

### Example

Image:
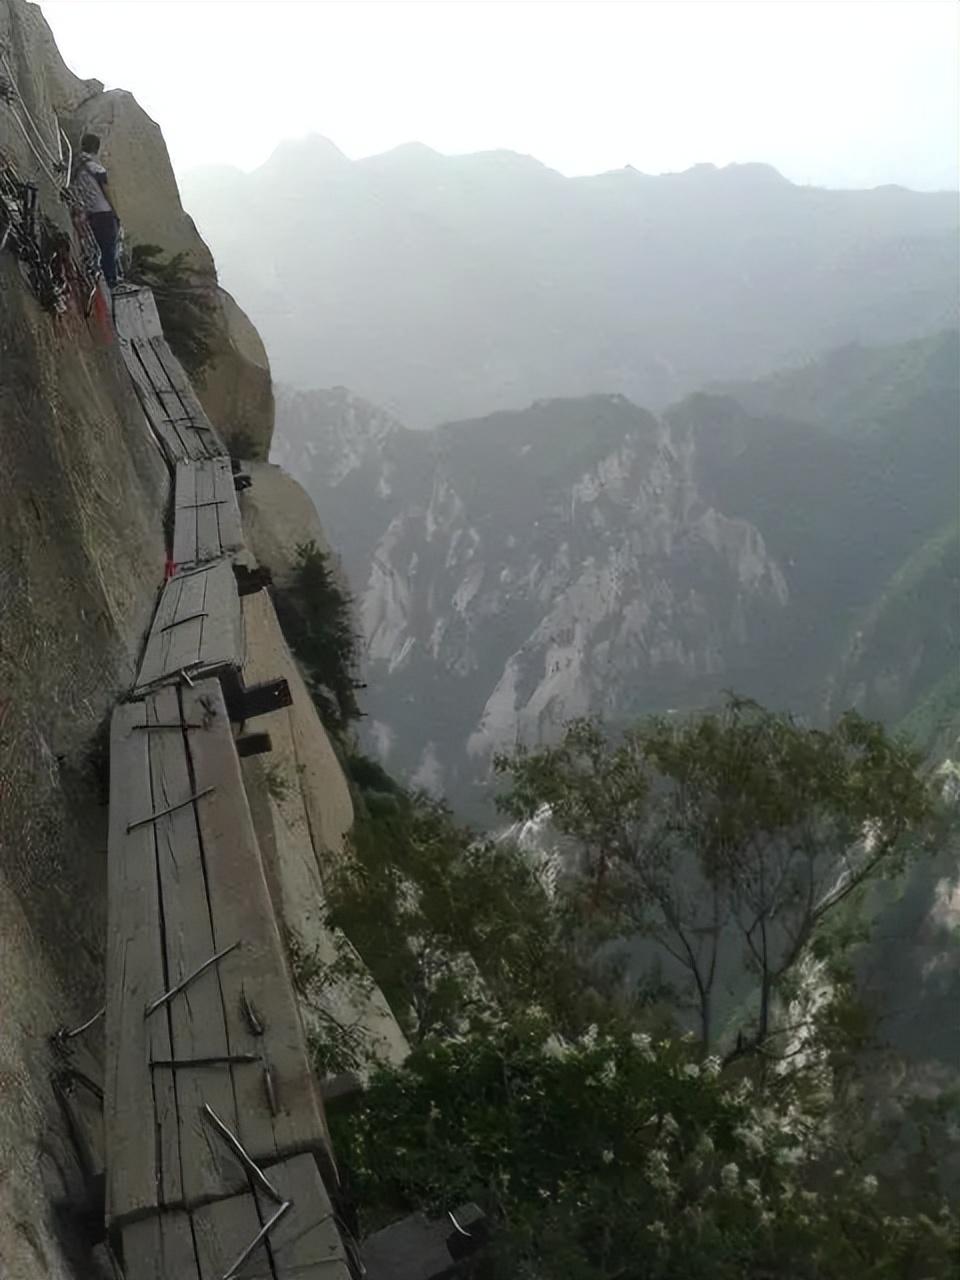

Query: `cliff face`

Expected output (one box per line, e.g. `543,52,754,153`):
0,0,272,460
274,390,790,813
0,5,399,1274
0,10,169,1274
0,221,167,1280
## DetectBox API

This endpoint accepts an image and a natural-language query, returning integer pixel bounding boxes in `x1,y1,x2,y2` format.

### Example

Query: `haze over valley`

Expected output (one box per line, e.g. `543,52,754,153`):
2,3,957,1275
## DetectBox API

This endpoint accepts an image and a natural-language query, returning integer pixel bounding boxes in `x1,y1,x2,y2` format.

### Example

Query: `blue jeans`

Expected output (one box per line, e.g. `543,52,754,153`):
87,211,119,286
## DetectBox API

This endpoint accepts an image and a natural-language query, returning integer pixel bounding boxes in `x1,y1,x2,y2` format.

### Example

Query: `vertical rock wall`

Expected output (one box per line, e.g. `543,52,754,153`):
0,8,407,1273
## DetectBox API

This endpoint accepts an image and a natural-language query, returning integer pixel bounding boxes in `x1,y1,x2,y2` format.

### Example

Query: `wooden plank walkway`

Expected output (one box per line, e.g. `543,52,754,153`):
105,680,334,1231
121,1153,351,1280
113,287,228,464
134,560,242,694
173,459,245,568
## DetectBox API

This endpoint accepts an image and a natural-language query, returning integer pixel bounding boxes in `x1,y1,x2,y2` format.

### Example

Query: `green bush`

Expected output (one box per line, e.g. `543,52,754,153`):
272,540,364,736
335,1022,959,1279
126,242,218,378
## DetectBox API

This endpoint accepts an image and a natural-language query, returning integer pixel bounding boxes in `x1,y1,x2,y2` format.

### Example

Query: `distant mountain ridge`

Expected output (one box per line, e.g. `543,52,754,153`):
274,332,958,815
182,136,958,427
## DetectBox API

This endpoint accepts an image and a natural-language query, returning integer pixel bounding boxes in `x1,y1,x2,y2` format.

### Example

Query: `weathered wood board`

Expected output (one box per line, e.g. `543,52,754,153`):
121,1155,351,1280
113,286,227,462
148,334,227,458
173,459,245,567
105,699,176,1224
181,681,332,1167
134,560,243,693
105,681,331,1231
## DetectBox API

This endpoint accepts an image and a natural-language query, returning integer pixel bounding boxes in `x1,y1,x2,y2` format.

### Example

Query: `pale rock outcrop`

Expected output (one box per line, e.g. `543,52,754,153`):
1,8,169,1264
68,87,275,459
238,462,333,589
239,590,408,1068
273,391,791,816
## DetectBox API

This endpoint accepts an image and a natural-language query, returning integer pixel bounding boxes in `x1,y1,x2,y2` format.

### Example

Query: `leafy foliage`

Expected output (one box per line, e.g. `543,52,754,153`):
495,698,933,1060
334,1022,959,1279
126,242,218,378
328,778,586,1045
272,540,363,735
326,700,953,1274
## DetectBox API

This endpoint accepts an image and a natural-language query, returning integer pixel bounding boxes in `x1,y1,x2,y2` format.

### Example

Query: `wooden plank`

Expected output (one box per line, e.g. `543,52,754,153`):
198,559,244,674
136,571,208,691
149,335,228,459
192,1191,264,1280
165,571,211,678
147,685,248,1209
114,291,197,461
133,337,208,463
173,463,199,566
105,702,175,1226
194,1155,350,1280
121,1212,201,1280
128,314,207,464
258,1154,351,1279
113,306,189,464
214,458,245,557
135,561,242,692
132,285,166,341
194,459,222,564
173,460,245,567
181,680,331,1171
122,1159,351,1280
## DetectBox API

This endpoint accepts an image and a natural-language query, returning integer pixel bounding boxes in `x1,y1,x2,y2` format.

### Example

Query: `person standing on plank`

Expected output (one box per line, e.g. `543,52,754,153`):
71,132,120,287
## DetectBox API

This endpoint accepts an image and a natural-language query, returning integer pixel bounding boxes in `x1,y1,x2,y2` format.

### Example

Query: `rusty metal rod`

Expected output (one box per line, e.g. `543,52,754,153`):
201,1103,283,1204
127,785,215,831
221,1200,291,1280
144,940,240,1017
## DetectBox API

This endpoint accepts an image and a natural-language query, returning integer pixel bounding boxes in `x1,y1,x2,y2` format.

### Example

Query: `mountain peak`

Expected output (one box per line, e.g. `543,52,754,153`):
359,141,445,172
259,133,350,176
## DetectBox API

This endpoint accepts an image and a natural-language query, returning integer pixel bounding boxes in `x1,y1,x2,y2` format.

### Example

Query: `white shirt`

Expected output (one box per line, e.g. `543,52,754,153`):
72,153,112,214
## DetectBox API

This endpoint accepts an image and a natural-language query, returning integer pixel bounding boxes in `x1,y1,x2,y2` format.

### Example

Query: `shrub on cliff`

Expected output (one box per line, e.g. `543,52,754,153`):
126,242,217,378
273,540,363,735
334,1020,958,1279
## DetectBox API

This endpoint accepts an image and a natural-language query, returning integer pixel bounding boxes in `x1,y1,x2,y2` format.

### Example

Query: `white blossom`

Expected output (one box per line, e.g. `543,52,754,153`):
695,1131,715,1158
683,1062,700,1079
734,1124,764,1155
702,1055,722,1079
600,1057,617,1084
645,1148,673,1193
602,1148,614,1165
661,1112,680,1137
631,1031,655,1060
861,1174,878,1197
720,1162,739,1191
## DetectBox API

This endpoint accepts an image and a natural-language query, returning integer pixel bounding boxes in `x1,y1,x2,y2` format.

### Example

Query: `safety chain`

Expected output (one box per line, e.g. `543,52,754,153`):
0,39,104,312
0,147,101,312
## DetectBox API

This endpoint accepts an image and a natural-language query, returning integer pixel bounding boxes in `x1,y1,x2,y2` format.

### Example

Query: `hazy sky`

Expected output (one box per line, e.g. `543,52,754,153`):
42,1,958,190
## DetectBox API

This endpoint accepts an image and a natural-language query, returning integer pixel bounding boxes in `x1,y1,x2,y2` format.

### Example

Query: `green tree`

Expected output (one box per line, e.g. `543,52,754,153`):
328,780,586,1046
126,242,218,378
273,540,364,735
333,1021,958,1280
496,699,933,1061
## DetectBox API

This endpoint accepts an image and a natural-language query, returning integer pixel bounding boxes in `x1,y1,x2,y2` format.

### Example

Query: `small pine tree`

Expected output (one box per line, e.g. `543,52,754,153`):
126,242,218,379
274,540,364,735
